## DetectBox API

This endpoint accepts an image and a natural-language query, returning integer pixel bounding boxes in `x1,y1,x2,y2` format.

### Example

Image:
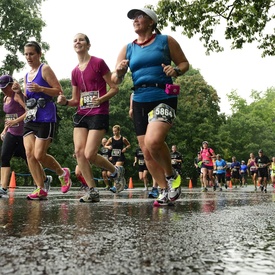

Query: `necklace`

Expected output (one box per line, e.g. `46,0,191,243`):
133,34,156,47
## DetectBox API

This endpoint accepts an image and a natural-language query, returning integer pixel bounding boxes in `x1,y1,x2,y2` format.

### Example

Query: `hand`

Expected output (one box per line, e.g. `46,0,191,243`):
27,82,40,92
5,120,15,128
12,82,22,93
92,96,100,106
57,93,67,105
0,131,6,141
161,64,177,77
116,60,129,77
129,108,133,119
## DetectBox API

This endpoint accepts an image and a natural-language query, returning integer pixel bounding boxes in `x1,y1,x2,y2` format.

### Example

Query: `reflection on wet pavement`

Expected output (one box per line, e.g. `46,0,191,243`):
0,186,275,274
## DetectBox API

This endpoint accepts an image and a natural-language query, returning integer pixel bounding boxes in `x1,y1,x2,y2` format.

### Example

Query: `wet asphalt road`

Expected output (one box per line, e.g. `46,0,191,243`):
0,185,275,275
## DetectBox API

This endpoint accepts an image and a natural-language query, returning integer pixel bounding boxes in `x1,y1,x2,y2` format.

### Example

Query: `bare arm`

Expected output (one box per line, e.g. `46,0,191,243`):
161,36,189,78
122,137,131,153
28,64,63,97
129,93,133,118
168,35,189,75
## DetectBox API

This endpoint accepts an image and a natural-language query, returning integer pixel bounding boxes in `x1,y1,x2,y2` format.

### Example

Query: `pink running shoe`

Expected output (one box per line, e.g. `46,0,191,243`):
59,168,72,193
27,188,48,200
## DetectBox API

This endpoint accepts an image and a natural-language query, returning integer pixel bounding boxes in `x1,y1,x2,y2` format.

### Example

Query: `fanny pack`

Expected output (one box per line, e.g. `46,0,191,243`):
26,98,52,109
131,83,166,91
131,83,180,95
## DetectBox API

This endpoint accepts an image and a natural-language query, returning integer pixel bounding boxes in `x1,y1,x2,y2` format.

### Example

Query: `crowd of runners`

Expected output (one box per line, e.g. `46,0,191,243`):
194,142,274,193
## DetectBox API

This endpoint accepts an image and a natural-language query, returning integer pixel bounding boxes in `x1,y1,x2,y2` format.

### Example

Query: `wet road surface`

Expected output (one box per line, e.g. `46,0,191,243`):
1,185,275,275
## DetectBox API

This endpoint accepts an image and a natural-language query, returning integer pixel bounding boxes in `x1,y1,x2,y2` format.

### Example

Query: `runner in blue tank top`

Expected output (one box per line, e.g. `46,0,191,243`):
112,8,189,206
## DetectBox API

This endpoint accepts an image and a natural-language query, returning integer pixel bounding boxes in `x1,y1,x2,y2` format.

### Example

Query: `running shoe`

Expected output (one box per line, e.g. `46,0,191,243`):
114,166,126,193
167,173,181,201
219,188,222,191
260,185,264,192
148,187,159,198
155,188,169,204
264,188,267,193
27,188,47,200
109,186,117,193
44,175,53,193
79,187,100,203
202,187,208,192
59,168,72,193
0,187,8,198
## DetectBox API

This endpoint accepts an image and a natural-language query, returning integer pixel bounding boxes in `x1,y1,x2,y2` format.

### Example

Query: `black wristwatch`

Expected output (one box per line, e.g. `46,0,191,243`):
174,66,183,76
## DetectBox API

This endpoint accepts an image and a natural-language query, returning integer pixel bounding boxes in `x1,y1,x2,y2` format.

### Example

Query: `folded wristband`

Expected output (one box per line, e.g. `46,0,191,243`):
174,66,183,76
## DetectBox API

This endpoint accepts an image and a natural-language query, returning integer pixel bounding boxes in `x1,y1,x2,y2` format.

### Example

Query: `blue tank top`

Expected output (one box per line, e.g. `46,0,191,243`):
26,64,57,122
126,34,175,103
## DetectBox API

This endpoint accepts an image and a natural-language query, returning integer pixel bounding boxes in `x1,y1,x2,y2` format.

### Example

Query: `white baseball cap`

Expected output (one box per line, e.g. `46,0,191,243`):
127,8,158,24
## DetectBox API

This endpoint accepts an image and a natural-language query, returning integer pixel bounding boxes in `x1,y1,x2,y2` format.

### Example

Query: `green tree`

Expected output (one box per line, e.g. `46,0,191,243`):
0,0,47,75
152,0,275,56
218,87,275,162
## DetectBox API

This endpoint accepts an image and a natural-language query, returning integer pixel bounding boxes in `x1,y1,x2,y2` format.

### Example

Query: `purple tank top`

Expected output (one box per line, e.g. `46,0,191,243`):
3,93,25,136
26,64,57,122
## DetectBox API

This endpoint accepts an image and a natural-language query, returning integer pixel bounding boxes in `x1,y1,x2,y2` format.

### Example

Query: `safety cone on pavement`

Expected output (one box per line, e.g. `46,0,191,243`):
128,177,134,189
188,179,193,188
229,180,232,189
9,171,17,189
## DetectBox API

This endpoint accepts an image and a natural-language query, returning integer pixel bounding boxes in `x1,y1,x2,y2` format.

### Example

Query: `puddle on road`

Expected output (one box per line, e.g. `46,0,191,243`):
0,188,275,274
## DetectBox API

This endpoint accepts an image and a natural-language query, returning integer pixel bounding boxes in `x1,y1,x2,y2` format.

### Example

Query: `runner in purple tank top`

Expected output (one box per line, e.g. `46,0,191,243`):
23,41,72,200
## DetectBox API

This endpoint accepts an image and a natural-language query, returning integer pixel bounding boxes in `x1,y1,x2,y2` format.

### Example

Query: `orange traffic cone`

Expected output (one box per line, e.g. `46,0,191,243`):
9,171,17,189
128,177,134,189
229,180,232,189
188,179,193,188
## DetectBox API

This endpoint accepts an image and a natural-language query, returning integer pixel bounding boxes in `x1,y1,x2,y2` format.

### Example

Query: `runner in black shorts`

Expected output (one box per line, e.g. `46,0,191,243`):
134,146,149,191
255,149,270,193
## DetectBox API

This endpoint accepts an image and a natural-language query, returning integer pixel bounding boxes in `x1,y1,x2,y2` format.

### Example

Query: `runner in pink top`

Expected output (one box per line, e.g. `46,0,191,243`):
199,141,216,192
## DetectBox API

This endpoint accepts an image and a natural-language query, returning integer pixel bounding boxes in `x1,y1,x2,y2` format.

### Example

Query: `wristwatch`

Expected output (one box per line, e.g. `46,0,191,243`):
174,66,183,76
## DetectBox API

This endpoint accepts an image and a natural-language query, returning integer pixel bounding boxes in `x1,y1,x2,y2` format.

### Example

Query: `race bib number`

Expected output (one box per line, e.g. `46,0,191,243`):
80,91,99,109
138,159,145,165
258,163,264,168
217,166,223,170
25,107,38,122
5,113,19,127
111,149,121,157
171,159,177,165
148,103,176,124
